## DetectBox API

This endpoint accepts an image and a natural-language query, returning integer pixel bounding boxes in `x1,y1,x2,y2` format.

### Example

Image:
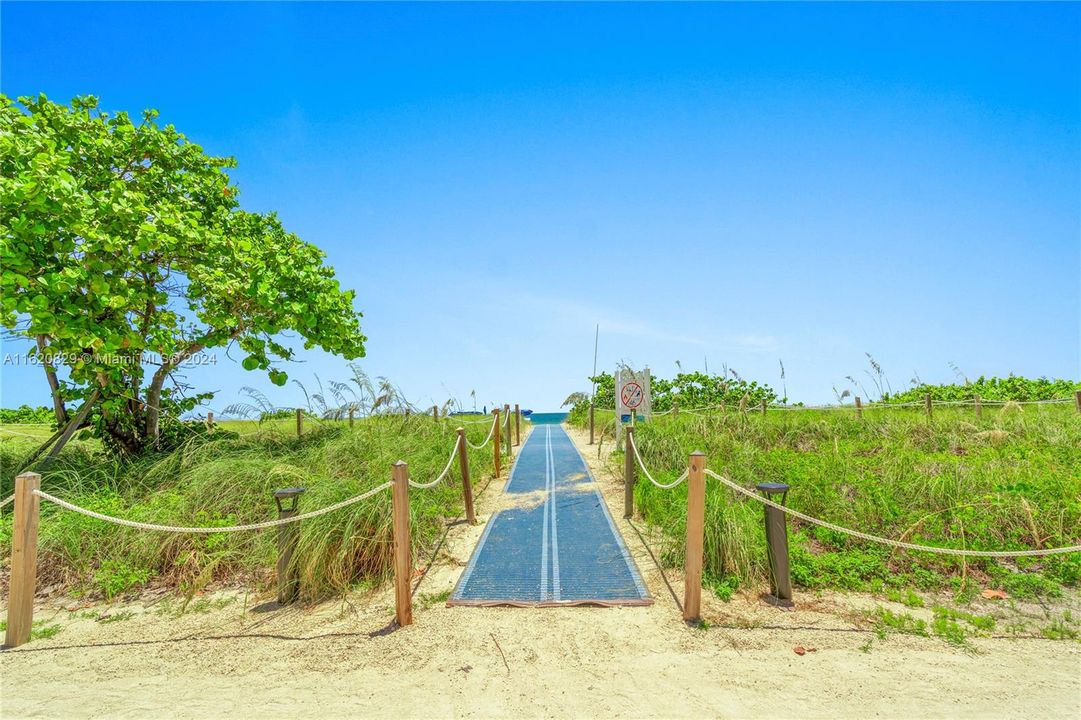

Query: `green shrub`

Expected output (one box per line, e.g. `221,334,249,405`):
0,405,55,424
881,376,1079,404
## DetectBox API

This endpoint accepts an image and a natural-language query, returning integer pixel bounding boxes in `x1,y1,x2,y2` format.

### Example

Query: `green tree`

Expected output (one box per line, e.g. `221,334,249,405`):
570,369,777,418
0,95,366,455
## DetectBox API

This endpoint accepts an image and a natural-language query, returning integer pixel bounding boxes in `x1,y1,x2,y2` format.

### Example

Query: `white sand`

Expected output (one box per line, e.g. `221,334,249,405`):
1,424,1078,719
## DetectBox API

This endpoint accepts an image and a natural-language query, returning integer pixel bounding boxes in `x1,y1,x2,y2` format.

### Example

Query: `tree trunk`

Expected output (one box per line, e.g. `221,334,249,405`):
36,336,68,425
101,413,143,456
144,366,168,447
144,342,207,444
45,390,99,460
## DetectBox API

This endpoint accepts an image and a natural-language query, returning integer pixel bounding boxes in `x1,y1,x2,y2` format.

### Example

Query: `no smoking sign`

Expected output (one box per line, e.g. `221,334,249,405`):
620,381,644,410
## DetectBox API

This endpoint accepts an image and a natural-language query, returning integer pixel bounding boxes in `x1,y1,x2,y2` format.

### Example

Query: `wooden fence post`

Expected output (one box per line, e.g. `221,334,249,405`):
456,428,475,525
684,452,706,623
206,411,214,429
855,396,862,419
391,461,413,627
349,407,355,428
514,404,521,447
760,400,767,416
673,398,679,416
925,394,933,421
296,408,303,436
588,404,595,445
1075,391,1081,414
624,427,636,519
974,395,982,420
5,472,41,648
493,410,502,478
432,406,438,422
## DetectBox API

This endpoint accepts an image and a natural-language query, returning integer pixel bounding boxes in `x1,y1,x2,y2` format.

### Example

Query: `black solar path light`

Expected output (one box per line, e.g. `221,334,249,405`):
273,487,306,605
756,482,793,604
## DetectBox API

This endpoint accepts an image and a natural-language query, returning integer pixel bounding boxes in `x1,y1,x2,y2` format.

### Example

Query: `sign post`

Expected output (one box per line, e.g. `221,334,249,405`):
615,367,651,449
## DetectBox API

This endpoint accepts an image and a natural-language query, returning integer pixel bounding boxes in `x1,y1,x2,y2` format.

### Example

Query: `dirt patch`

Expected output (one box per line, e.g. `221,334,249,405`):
1,423,1078,719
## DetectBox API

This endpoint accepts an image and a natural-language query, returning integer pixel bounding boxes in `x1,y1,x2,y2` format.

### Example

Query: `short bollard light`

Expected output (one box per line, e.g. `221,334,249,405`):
274,487,307,605
756,482,793,605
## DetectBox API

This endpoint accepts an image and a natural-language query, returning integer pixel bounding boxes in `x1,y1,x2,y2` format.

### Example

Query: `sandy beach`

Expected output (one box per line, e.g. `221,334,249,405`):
1,424,1078,719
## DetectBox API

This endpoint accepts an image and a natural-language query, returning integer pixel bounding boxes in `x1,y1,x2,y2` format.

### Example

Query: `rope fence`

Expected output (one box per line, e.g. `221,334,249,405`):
408,440,460,489
2,400,525,649
466,414,499,450
586,393,1079,419
628,433,687,489
622,438,1081,621
701,469,1081,559
625,435,1080,559
32,483,393,534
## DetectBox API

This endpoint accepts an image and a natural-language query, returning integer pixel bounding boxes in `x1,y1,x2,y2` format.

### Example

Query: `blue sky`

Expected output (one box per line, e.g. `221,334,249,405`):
2,2,1079,413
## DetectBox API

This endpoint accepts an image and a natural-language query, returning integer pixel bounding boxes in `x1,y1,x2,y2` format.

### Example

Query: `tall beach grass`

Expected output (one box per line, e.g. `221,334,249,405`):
0,414,499,601
571,403,1081,598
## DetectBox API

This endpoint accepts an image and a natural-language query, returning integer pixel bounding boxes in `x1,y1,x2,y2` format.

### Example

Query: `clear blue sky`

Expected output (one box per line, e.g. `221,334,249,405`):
2,2,1079,412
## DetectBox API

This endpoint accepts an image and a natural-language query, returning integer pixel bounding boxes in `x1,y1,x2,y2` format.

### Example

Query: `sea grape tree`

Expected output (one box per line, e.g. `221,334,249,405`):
0,94,366,454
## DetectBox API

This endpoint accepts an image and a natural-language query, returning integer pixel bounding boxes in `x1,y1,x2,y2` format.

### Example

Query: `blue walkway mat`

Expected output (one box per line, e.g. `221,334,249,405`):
450,424,651,607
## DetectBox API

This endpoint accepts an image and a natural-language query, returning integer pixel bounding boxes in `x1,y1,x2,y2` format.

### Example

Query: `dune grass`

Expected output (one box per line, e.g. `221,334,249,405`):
571,403,1081,600
0,414,500,601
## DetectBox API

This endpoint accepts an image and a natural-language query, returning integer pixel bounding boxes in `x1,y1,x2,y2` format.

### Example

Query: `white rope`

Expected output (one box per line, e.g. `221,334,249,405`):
33,482,393,533
680,405,724,416
703,469,1081,558
409,440,460,489
0,493,14,510
628,434,688,489
466,416,498,450
455,416,495,425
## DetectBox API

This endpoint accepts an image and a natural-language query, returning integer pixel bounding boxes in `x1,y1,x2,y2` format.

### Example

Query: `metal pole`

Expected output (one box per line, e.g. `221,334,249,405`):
591,323,599,399
588,403,595,445
757,482,792,604
274,487,306,605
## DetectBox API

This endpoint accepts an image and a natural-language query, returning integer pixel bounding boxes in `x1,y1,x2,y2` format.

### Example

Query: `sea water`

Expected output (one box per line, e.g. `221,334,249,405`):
526,412,569,425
